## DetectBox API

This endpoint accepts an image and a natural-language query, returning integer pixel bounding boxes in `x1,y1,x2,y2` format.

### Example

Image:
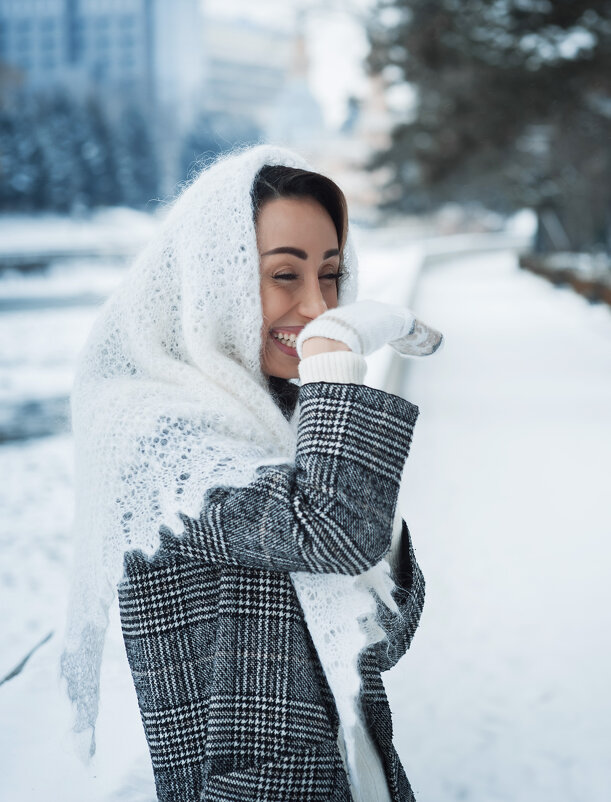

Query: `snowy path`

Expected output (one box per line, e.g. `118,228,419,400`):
387,250,611,801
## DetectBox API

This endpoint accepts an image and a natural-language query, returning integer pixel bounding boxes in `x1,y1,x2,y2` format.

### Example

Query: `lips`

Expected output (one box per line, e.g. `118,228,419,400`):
269,326,303,359
270,326,304,334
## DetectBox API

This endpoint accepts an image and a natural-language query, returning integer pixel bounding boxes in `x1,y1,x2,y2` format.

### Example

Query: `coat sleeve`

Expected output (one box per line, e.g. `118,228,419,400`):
155,381,420,576
372,519,426,672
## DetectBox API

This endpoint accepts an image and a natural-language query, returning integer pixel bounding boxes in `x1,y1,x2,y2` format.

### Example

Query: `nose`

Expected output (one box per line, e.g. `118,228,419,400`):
297,273,328,320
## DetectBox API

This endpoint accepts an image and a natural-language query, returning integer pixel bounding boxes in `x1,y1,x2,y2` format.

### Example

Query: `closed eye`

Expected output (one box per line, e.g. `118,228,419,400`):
274,272,345,281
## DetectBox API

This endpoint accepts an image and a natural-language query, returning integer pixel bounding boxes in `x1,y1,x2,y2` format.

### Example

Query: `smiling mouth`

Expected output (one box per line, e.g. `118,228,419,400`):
270,331,299,357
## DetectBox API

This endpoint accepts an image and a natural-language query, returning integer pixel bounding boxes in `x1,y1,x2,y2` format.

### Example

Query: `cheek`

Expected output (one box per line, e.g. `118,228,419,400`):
260,284,290,324
259,284,272,322
323,283,339,307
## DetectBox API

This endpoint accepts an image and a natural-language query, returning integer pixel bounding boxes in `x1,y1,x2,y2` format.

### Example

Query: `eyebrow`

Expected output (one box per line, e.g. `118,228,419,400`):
261,247,340,260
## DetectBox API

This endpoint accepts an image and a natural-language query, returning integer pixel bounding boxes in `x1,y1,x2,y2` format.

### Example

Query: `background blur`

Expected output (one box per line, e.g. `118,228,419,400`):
1,1,610,800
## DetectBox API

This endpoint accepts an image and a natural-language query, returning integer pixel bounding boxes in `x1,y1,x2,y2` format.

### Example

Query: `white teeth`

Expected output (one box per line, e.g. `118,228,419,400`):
273,331,297,346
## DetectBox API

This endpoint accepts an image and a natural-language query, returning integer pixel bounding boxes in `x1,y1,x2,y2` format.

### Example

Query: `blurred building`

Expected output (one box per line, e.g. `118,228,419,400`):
299,73,399,223
265,30,325,147
0,0,205,193
0,2,395,214
202,17,293,132
0,0,203,120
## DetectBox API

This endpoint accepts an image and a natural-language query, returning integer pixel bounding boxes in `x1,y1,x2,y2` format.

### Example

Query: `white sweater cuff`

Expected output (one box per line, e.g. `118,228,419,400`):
298,350,367,385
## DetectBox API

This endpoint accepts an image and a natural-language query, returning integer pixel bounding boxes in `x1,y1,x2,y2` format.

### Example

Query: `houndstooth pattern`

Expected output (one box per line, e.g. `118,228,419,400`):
117,381,425,801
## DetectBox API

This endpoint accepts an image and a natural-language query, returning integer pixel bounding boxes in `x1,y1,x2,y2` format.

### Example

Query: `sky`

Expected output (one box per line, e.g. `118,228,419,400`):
201,0,375,128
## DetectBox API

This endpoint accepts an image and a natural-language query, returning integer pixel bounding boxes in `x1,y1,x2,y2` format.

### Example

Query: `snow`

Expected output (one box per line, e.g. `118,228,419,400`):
1,225,609,799
0,209,156,258
0,306,99,406
387,251,611,801
0,259,126,303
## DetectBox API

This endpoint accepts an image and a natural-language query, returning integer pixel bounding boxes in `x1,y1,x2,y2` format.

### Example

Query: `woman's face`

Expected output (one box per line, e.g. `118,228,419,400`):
258,196,342,379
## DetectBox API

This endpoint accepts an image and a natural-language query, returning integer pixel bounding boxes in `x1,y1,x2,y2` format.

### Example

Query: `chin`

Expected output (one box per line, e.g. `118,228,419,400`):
262,343,299,381
262,359,297,381
273,366,298,381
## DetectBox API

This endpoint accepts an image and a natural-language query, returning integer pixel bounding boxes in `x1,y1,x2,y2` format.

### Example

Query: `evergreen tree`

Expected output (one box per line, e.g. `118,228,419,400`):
0,89,160,212
367,0,611,252
0,94,46,211
77,94,122,207
180,110,262,181
37,91,86,212
0,106,19,209
114,103,159,207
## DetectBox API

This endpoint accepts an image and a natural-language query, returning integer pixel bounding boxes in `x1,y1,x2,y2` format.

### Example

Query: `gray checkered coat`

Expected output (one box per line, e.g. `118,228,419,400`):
118,380,425,801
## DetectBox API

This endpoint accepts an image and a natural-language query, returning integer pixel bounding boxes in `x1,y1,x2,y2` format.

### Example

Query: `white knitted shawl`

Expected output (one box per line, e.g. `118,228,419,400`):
59,144,400,788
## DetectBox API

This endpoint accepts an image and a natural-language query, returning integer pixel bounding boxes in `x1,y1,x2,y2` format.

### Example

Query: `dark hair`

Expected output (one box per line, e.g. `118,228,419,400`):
252,165,349,253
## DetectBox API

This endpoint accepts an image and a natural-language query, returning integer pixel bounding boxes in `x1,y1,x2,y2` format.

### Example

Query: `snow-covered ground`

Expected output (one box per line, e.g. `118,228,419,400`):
0,236,609,800
388,251,611,801
0,208,156,259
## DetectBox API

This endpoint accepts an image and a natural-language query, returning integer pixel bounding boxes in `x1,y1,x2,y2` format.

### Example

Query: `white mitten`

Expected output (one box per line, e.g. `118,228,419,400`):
295,300,444,359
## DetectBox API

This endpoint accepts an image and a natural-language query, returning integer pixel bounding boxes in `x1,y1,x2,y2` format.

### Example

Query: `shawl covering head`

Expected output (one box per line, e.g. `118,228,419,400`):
60,144,400,785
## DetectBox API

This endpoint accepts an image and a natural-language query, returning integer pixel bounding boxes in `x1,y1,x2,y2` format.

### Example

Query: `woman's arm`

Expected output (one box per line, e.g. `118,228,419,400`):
372,519,426,672
154,376,420,577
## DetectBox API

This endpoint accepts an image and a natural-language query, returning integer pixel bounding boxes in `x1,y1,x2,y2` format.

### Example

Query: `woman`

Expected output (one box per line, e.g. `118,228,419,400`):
60,145,442,801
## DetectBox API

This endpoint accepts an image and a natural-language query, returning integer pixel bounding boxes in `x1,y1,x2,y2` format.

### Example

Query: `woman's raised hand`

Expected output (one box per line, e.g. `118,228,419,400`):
295,300,444,360
301,336,351,358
